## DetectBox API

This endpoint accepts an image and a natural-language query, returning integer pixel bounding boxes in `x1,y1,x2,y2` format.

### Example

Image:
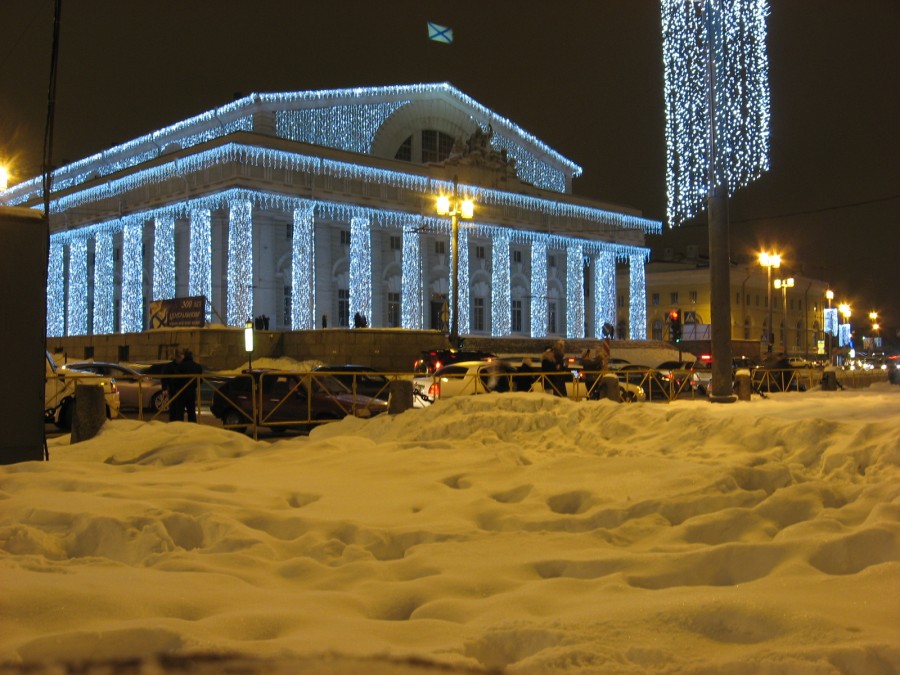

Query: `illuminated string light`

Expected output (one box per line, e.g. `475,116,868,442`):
628,253,647,339
566,243,584,339
291,204,316,330
276,102,405,153
42,185,650,338
661,0,770,226
189,209,212,324
152,215,175,300
491,229,511,336
120,219,144,333
92,231,114,334
456,227,470,333
66,237,88,336
47,242,65,336
227,200,253,326
349,217,371,322
401,226,422,329
530,240,548,338
595,251,616,338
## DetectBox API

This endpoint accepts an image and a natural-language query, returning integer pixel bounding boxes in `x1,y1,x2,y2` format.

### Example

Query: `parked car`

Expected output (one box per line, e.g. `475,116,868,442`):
312,364,392,402
613,364,674,401
210,369,388,433
46,353,120,429
413,349,496,375
413,360,517,403
62,361,166,412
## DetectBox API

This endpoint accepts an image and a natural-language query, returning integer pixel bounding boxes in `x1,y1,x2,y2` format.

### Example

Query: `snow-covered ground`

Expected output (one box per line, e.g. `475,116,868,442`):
2,383,899,674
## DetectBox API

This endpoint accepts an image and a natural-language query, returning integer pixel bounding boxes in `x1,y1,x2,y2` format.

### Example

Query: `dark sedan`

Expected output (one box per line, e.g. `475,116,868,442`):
211,369,388,433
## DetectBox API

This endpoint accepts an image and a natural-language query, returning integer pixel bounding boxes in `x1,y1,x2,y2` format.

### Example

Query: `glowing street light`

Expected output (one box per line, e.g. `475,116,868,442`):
825,289,835,363
244,318,254,369
773,276,794,353
0,165,9,191
436,175,474,347
758,251,781,352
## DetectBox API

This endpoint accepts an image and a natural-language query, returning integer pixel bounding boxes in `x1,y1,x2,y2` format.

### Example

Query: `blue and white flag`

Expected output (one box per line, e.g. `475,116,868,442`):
427,21,453,44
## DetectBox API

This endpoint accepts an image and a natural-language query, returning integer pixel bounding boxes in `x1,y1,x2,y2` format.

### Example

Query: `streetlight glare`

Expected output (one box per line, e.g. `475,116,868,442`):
758,251,781,268
0,165,9,191
435,195,450,216
460,198,474,220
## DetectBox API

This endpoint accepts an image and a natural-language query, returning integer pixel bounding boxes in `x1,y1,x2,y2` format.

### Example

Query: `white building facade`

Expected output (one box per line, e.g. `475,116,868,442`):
1,84,660,340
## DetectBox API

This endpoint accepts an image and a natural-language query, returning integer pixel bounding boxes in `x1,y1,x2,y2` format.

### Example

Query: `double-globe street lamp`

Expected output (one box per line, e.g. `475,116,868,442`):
773,276,795,354
436,176,474,348
758,251,781,353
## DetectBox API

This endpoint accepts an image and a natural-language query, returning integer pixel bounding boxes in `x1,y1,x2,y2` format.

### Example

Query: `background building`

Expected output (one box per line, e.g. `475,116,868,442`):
1,84,660,343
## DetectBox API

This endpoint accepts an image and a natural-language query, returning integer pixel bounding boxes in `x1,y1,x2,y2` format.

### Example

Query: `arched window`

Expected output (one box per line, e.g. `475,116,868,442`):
394,130,456,164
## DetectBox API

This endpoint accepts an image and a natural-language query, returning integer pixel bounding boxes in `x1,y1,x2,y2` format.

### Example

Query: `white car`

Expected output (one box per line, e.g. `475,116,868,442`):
414,360,646,405
46,353,121,429
62,361,167,412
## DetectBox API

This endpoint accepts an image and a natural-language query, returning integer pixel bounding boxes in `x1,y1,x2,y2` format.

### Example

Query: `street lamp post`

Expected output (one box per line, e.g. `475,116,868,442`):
759,252,781,353
436,175,474,348
773,277,794,354
825,289,834,364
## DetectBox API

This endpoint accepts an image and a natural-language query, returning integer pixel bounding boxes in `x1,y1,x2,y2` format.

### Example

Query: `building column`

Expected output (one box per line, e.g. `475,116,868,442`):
189,208,212,324
66,236,88,336
491,230,511,336
349,216,371,323
595,250,616,338
628,253,647,340
456,227,470,334
226,200,253,326
152,214,175,301
291,204,315,330
530,239,548,338
120,218,144,333
566,243,585,339
401,227,422,329
92,230,115,335
47,239,65,337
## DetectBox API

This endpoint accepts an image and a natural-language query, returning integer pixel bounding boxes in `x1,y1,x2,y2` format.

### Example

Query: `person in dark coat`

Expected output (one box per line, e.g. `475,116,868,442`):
176,350,203,422
164,350,184,422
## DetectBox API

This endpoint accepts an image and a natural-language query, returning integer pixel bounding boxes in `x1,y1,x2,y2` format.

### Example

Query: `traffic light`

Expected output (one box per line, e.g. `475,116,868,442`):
669,309,682,341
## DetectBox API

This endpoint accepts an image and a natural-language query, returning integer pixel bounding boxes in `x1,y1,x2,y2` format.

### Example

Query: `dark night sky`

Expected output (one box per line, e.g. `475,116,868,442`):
2,1,898,343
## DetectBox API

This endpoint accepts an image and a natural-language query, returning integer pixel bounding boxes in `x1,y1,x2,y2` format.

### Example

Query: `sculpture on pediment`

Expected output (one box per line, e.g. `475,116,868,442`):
442,125,518,177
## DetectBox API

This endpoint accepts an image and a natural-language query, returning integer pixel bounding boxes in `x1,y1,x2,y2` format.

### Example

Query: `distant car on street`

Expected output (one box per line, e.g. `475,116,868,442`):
413,349,496,375
211,369,388,434
312,364,392,401
62,361,166,412
48,354,120,429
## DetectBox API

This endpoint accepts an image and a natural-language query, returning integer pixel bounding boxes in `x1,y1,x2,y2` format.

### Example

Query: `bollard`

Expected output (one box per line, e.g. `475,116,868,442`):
821,369,837,391
387,380,414,414
71,383,106,443
600,373,621,402
735,370,752,401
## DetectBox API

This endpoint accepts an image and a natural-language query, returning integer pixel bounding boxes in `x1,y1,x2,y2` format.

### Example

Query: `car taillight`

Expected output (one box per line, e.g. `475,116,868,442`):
429,382,440,397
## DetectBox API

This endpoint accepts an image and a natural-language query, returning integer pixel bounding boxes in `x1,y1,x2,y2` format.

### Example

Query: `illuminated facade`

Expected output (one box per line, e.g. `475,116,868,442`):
1,84,659,339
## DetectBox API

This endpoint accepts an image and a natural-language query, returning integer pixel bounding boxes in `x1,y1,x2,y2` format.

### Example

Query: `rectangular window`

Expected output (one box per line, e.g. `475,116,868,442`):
511,300,522,333
283,286,291,327
670,291,679,305
512,249,523,264
389,235,401,251
340,230,351,245
475,245,486,260
651,293,660,306
689,290,698,303
387,292,400,327
549,255,556,268
338,289,350,327
746,294,751,306
434,240,445,255
473,297,485,331
286,222,293,239
548,302,557,334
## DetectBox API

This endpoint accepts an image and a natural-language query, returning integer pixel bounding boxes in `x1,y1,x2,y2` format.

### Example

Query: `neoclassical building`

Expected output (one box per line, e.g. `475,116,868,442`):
1,83,660,340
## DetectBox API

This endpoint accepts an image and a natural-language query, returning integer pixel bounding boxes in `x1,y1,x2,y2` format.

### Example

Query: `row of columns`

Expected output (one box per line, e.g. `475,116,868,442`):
48,196,648,340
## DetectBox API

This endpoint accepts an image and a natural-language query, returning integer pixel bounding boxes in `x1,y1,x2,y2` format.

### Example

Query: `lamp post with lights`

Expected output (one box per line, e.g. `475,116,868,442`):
825,289,834,363
436,176,474,348
773,276,794,354
759,252,781,353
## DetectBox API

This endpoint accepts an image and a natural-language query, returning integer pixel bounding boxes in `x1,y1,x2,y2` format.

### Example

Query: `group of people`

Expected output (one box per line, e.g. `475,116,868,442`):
164,349,202,422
